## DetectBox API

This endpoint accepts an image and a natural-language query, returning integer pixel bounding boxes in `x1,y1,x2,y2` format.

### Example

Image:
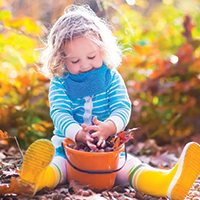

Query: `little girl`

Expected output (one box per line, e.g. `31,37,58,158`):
19,4,200,200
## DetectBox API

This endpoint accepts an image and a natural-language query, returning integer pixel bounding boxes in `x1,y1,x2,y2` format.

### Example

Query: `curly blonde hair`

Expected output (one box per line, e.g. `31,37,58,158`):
40,4,123,78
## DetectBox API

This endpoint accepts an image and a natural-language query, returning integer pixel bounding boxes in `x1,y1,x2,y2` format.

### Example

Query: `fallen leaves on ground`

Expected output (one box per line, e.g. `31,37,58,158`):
0,138,200,199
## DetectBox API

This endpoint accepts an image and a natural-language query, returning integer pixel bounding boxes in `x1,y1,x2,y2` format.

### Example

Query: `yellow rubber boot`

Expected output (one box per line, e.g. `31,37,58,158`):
19,139,55,196
36,163,61,191
128,142,200,200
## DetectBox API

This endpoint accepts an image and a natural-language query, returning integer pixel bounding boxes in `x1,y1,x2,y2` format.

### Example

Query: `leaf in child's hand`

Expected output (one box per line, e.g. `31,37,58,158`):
0,130,13,140
113,136,121,150
113,130,131,150
124,128,139,140
113,128,138,150
0,177,34,195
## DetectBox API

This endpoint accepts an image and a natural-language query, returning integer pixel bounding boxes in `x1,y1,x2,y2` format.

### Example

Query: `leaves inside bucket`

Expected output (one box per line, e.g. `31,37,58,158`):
67,128,139,152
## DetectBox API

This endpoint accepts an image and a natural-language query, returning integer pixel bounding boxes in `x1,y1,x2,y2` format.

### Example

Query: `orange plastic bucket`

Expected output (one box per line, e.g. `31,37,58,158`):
62,138,126,190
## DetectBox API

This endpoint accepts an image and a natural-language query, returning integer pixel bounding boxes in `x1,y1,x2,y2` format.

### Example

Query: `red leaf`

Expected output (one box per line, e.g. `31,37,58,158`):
176,43,194,64
113,128,138,150
182,14,195,40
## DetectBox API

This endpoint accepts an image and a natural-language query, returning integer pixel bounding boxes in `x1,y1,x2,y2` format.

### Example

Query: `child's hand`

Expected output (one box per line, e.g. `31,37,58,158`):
86,116,116,148
75,124,97,150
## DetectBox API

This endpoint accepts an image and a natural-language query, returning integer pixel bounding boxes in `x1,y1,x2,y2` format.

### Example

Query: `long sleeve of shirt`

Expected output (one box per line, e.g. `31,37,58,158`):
106,71,131,133
49,79,82,144
48,69,131,147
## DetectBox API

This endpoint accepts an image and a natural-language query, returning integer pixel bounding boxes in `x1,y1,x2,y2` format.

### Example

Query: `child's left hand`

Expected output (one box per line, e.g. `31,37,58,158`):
85,116,116,147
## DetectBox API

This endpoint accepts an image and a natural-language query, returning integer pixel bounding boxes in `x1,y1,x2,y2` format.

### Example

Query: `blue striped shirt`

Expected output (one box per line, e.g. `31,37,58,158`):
49,69,131,148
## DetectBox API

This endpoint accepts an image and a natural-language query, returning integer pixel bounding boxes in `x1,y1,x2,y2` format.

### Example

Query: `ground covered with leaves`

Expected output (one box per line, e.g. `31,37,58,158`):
1,138,200,200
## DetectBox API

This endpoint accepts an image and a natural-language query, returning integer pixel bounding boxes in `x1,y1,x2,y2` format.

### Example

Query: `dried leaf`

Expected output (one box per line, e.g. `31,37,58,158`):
2,169,19,179
113,128,137,150
135,190,145,199
0,176,34,195
150,151,178,168
0,130,13,140
113,136,121,150
69,180,89,193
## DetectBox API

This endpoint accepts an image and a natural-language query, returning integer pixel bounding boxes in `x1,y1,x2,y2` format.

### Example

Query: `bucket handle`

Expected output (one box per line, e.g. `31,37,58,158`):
62,143,127,174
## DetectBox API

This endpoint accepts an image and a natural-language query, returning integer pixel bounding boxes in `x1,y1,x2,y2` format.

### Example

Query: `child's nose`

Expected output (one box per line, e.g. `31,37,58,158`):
80,63,90,72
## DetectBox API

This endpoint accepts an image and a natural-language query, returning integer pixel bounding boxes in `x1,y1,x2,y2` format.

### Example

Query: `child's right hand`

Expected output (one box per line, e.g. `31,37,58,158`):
75,124,98,150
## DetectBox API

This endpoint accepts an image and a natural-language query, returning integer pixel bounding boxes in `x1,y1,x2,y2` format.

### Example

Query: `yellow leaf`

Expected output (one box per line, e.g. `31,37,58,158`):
4,14,43,36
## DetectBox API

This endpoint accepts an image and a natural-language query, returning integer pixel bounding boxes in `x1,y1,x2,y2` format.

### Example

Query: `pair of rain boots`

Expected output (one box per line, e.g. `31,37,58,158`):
19,139,200,199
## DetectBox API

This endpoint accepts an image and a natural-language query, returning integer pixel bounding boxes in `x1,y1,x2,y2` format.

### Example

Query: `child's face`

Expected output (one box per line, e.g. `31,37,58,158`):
63,36,103,75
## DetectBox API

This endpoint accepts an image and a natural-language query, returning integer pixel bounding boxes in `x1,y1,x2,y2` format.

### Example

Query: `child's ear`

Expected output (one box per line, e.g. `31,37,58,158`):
100,51,106,60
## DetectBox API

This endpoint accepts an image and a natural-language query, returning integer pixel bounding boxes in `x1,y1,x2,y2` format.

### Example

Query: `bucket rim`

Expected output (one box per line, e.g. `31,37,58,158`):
62,138,124,155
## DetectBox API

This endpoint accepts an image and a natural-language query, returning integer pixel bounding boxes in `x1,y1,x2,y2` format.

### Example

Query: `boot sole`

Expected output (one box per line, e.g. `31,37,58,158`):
167,142,200,200
19,139,55,196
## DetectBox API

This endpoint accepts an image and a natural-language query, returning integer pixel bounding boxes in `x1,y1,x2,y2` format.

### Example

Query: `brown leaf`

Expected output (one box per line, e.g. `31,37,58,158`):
69,180,89,193
0,177,34,195
150,151,178,168
135,190,144,199
133,139,164,155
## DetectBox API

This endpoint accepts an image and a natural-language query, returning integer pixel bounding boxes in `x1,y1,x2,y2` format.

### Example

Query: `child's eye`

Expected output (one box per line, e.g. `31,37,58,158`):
88,56,95,60
71,60,79,64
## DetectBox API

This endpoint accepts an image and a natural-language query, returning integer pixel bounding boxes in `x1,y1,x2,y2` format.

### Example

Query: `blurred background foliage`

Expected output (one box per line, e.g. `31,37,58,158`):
0,0,200,147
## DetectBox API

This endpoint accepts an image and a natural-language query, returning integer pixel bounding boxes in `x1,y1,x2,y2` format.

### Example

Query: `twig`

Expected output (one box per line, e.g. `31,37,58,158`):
14,136,24,159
